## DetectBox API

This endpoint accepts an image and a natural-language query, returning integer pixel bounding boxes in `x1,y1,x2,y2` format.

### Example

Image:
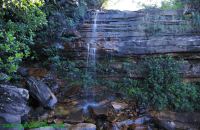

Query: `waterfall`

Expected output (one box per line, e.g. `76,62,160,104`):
86,11,99,74
82,11,99,112
85,10,99,88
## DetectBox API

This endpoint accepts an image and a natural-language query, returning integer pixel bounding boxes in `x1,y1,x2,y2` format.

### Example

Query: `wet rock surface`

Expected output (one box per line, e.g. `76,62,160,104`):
50,90,200,129
26,77,57,109
37,86,154,130
2,84,198,130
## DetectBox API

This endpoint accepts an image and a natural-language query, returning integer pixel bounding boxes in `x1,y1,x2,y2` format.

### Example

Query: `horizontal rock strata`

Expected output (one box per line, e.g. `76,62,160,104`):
74,9,200,80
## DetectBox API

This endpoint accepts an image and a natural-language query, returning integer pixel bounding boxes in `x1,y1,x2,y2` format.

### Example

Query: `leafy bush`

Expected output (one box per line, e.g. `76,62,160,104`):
193,82,200,110
74,0,87,23
0,0,47,77
34,0,89,61
123,56,198,111
191,12,200,32
182,0,200,11
161,0,184,10
160,0,200,31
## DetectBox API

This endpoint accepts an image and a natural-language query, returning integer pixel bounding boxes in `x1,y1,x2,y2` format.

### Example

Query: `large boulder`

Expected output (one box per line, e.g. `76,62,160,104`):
26,77,57,109
0,85,29,130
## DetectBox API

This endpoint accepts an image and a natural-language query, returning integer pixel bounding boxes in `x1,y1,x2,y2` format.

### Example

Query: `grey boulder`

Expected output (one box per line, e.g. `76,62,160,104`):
0,84,29,130
26,77,57,109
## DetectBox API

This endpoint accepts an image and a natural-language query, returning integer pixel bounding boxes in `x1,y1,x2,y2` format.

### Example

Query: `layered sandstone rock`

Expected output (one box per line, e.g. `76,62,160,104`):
76,9,200,80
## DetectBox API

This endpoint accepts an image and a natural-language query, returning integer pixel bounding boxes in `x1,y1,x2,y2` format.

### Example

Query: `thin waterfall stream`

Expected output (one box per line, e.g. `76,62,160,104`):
86,10,98,81
82,10,100,112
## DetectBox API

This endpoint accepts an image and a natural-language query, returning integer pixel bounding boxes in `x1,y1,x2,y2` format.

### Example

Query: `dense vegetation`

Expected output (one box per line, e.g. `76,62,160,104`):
0,0,47,80
160,0,184,10
123,56,199,111
0,0,106,80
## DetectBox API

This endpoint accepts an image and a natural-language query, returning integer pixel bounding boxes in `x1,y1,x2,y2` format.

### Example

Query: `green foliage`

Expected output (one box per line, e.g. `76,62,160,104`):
182,0,200,8
34,0,110,65
104,56,200,111
46,52,199,112
74,0,87,23
22,120,48,129
46,48,85,87
0,0,47,77
121,56,198,112
45,47,80,78
193,82,200,110
52,58,99,88
161,0,184,10
191,12,200,32
183,0,200,32
35,0,90,61
160,0,200,31
0,72,11,82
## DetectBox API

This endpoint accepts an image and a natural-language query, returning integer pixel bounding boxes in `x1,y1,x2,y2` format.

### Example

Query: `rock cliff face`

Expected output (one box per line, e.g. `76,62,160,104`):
76,9,200,80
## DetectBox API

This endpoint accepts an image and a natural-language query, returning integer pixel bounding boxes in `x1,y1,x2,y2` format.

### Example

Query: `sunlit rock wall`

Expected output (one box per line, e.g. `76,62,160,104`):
75,9,200,81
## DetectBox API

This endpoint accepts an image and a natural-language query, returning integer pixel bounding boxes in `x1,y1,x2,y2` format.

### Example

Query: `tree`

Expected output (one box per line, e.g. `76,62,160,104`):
0,0,47,79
